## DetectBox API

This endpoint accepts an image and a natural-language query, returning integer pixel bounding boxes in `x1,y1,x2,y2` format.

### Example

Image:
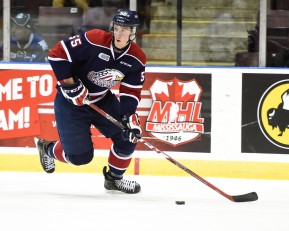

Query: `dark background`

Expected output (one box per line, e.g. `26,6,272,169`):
242,73,289,154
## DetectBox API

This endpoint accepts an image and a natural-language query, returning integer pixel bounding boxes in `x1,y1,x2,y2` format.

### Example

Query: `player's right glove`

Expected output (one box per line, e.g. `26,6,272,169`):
121,113,142,143
59,79,89,106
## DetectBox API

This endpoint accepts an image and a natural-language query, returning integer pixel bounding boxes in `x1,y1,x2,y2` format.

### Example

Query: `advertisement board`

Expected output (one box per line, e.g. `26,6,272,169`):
1,64,289,179
242,73,289,153
0,65,211,153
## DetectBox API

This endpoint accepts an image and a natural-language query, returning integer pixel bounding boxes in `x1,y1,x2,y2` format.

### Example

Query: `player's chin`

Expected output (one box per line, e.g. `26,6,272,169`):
115,43,126,49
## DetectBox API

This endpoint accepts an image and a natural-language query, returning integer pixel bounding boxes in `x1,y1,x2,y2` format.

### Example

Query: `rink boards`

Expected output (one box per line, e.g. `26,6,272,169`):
1,64,289,179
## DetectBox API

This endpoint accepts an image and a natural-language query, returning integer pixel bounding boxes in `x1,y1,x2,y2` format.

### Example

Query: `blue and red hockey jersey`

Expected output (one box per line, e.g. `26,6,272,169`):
48,29,146,116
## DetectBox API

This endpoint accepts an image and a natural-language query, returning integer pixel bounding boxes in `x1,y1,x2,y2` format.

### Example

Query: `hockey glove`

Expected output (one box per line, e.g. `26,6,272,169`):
60,79,89,106
121,113,142,143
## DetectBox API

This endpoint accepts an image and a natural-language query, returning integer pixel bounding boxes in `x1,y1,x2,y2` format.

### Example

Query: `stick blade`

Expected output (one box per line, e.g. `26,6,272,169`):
232,192,258,202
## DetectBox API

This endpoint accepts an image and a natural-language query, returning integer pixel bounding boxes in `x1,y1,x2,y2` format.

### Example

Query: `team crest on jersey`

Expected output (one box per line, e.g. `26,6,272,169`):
98,53,110,62
146,78,205,146
258,79,289,149
88,69,124,88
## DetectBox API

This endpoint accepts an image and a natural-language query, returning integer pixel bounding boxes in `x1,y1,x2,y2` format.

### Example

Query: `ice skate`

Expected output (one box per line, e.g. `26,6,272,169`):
103,166,141,194
34,138,55,173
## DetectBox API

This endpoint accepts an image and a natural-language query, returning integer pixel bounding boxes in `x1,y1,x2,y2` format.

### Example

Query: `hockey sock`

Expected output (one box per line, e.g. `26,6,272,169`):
48,141,69,163
108,145,133,178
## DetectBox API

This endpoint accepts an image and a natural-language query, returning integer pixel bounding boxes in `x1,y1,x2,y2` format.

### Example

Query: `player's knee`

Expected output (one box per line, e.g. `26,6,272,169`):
111,131,137,155
115,145,135,157
66,149,94,166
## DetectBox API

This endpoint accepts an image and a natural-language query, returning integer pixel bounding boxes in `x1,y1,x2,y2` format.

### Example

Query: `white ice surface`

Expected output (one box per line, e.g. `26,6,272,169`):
0,172,289,231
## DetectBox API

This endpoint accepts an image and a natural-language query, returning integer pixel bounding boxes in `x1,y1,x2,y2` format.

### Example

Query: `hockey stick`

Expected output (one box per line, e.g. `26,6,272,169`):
86,100,258,202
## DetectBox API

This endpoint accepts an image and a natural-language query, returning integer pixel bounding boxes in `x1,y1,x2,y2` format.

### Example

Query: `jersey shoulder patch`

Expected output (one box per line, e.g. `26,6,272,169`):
85,29,111,48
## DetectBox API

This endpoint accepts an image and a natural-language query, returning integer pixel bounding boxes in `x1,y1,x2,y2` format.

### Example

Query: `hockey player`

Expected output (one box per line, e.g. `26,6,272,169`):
35,9,146,194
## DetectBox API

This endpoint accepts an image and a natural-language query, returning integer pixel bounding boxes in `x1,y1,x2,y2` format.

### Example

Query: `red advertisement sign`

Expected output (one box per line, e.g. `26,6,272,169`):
0,70,56,141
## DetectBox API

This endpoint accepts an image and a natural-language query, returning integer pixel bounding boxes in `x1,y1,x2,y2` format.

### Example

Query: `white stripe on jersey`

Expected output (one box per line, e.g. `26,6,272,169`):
89,89,109,96
119,93,140,103
48,57,67,61
121,82,143,88
61,40,72,62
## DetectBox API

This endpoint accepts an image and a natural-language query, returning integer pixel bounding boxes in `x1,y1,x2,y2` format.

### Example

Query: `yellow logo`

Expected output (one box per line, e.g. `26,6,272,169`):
258,80,289,149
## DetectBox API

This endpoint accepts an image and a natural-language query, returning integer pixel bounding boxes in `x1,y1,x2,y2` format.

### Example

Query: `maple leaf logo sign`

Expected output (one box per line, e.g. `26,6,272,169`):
146,77,205,146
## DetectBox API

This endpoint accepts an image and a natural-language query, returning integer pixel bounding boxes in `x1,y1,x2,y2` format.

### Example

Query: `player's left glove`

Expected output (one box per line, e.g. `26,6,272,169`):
59,79,89,106
121,113,142,143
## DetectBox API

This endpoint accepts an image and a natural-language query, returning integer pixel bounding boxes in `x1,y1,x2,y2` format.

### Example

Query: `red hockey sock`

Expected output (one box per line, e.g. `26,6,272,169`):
108,145,132,176
51,141,69,163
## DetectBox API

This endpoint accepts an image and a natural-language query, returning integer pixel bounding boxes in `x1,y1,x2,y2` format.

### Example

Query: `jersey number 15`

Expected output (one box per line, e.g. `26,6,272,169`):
69,35,82,47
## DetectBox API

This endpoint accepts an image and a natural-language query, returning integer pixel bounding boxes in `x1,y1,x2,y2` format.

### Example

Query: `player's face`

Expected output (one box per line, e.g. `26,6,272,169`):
11,23,31,42
113,25,131,49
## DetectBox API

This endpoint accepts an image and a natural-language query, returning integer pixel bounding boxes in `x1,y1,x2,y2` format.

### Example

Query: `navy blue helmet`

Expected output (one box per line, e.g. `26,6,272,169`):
110,9,139,41
112,9,139,27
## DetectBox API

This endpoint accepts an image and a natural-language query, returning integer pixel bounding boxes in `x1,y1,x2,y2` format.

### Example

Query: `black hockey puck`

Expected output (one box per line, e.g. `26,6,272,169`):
175,201,185,205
